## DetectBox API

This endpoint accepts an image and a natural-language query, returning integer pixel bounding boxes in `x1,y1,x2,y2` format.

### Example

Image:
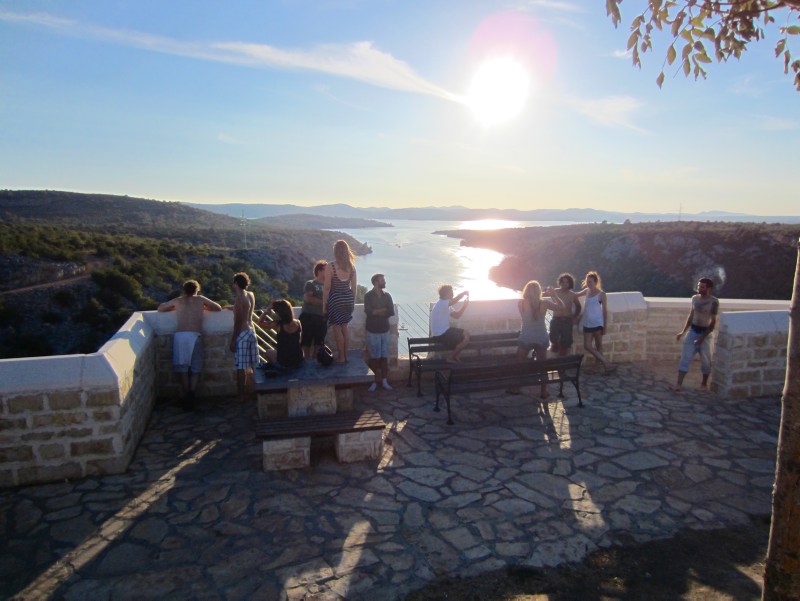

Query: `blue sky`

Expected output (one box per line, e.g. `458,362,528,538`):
1,1,797,215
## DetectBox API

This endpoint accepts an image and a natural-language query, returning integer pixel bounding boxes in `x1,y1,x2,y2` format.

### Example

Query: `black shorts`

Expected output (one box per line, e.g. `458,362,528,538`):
299,313,327,347
432,327,465,349
549,316,574,347
583,326,604,334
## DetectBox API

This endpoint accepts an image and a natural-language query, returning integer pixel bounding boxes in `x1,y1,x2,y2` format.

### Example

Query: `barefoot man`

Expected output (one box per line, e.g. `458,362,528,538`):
158,279,222,410
229,272,259,402
675,277,719,391
430,285,470,363
548,273,582,356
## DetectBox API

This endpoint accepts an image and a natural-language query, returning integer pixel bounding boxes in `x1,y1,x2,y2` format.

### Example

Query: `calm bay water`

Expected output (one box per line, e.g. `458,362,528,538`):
331,219,576,305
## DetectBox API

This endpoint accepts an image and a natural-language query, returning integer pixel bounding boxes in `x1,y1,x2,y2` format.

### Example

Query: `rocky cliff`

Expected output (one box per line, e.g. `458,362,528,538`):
446,222,799,299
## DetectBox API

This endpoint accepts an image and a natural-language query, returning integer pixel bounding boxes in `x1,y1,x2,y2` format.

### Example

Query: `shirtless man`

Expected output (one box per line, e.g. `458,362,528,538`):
229,272,258,402
547,273,582,356
158,279,222,410
674,277,719,391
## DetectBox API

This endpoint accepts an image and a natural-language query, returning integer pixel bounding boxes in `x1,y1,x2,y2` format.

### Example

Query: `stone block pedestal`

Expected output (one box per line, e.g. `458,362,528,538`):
262,437,311,471
335,430,383,463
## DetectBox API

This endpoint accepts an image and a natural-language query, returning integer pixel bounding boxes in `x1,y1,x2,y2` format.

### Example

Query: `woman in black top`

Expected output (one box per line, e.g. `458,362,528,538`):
258,299,304,370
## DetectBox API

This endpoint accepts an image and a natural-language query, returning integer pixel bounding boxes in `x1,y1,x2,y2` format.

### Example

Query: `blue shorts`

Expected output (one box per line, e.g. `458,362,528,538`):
366,331,390,359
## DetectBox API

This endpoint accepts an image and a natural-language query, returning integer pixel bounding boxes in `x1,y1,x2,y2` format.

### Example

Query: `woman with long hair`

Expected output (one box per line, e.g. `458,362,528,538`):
577,271,613,374
322,240,357,363
258,299,304,370
510,280,564,398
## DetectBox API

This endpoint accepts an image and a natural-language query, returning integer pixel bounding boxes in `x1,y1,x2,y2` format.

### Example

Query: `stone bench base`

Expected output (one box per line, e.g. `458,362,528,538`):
262,430,384,471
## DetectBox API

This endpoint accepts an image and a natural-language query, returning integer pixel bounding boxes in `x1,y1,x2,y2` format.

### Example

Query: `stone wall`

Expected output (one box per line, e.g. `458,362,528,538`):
0,312,156,488
712,310,790,397
0,295,789,488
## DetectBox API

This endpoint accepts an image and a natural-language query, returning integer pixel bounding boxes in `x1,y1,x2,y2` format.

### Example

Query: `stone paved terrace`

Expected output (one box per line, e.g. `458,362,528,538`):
0,361,780,600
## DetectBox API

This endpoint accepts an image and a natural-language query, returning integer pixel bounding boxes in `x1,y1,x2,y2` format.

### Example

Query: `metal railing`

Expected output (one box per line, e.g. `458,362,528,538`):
396,302,431,343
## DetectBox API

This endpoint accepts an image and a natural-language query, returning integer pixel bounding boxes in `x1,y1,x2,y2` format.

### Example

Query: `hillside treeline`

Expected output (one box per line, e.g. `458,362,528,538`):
0,191,370,358
450,221,799,299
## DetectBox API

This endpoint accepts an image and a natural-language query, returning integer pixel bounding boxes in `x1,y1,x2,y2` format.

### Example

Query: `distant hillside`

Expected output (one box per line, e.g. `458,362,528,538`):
186,201,800,224
0,190,372,358
446,222,799,299
256,213,392,229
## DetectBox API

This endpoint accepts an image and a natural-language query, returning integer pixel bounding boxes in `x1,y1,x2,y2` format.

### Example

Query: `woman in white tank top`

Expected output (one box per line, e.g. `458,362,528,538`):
576,271,614,375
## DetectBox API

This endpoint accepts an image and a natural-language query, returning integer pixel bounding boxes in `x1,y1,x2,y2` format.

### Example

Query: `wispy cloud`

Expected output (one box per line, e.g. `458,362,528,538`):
611,49,632,60
0,10,463,103
730,75,765,97
312,84,373,111
515,0,585,12
216,133,245,145
753,115,798,131
567,95,650,134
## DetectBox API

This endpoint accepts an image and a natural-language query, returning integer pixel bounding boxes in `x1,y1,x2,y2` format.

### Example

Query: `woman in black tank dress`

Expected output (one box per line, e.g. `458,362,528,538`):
258,299,304,369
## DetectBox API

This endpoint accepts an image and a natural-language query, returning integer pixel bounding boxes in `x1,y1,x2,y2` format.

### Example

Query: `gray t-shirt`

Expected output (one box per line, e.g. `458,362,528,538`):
302,279,324,316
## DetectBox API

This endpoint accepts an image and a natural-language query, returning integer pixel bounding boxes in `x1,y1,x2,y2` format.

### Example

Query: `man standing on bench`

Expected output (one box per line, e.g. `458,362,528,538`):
430,285,470,364
364,273,395,392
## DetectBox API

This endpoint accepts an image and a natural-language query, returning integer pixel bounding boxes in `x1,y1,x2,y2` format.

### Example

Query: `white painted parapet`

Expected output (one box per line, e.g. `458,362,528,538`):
711,310,790,398
0,312,156,487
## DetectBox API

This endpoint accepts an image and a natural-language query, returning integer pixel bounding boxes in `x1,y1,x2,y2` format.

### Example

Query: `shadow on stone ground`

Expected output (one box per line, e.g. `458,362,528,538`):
406,515,769,600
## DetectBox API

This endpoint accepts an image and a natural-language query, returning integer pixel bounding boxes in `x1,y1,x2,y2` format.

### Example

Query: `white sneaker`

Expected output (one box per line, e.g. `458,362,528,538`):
381,380,393,391
368,383,377,392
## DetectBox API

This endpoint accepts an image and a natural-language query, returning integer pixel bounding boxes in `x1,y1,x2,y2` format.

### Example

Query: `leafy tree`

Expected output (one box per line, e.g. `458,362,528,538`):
609,3,800,599
607,0,800,89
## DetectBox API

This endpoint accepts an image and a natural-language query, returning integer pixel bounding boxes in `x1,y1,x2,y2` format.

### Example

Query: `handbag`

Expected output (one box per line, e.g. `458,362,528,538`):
317,344,334,367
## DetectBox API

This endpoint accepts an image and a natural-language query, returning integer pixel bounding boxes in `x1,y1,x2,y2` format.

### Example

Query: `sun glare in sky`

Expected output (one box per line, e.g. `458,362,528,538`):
467,57,531,127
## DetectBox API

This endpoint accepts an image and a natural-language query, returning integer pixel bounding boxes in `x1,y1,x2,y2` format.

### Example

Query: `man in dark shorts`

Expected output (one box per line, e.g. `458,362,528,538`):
548,273,582,356
430,285,470,363
299,261,328,360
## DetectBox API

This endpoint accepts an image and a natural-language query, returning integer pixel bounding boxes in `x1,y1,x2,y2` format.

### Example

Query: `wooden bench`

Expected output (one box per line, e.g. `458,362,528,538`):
255,408,387,470
434,354,584,425
407,331,520,396
255,409,386,440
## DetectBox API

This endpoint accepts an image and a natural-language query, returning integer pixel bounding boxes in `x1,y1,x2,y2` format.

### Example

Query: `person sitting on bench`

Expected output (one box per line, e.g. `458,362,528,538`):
430,285,470,364
259,299,304,370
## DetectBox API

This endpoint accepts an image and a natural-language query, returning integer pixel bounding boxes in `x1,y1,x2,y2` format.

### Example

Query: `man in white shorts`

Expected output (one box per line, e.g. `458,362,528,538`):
158,279,222,410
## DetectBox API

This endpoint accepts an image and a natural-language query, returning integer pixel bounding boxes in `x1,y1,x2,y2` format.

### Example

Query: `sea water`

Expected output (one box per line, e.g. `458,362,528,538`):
330,218,572,301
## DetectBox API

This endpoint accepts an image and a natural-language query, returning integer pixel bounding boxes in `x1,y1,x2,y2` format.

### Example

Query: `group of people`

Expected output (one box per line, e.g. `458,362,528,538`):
427,271,614,399
157,239,393,407
428,271,718,395
159,242,719,408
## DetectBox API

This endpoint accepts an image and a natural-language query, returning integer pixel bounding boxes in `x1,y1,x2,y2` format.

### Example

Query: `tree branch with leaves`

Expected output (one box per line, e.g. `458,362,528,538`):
607,0,800,89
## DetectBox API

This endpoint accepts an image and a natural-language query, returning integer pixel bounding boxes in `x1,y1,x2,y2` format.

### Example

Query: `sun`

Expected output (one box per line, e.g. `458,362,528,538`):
466,57,531,127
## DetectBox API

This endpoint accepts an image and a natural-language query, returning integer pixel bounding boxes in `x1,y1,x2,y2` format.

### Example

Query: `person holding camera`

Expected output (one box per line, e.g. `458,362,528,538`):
430,285,470,364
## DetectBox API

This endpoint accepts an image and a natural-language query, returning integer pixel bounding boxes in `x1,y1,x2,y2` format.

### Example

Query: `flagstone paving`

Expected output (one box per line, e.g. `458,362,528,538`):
0,361,781,600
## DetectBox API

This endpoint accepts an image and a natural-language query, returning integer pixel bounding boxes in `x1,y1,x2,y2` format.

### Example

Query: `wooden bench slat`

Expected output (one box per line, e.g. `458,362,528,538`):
255,409,386,440
407,331,521,396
